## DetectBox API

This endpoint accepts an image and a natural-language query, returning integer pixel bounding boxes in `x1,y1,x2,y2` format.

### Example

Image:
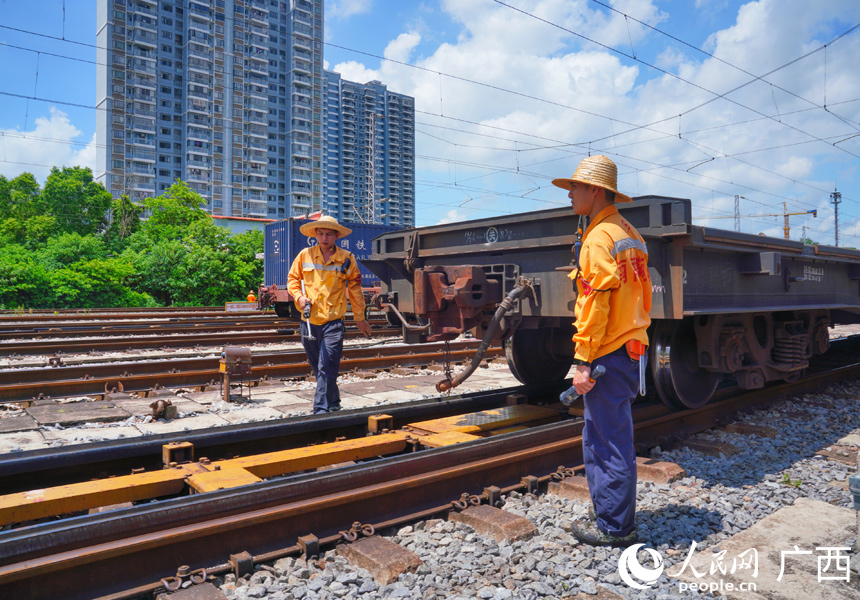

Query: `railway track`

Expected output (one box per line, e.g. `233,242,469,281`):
1,337,858,600
0,324,397,357
0,339,500,404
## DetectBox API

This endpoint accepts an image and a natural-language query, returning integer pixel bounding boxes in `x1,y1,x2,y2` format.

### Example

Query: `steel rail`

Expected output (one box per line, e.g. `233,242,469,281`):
0,326,399,357
0,317,388,342
0,340,502,403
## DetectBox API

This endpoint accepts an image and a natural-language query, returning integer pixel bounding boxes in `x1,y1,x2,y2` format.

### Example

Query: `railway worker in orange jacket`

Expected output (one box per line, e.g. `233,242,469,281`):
287,216,372,414
553,154,651,547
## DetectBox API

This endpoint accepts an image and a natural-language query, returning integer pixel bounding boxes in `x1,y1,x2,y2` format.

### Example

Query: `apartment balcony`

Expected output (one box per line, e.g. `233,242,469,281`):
187,127,212,142
294,0,314,14
127,116,156,132
246,201,268,217
130,2,156,17
292,36,311,51
248,0,269,10
186,169,211,183
187,56,212,73
246,177,267,190
245,190,265,202
292,59,312,75
249,10,268,26
128,74,156,90
293,11,313,28
186,157,212,168
129,30,157,48
187,85,212,101
131,16,157,34
188,182,210,195
129,89,155,104
248,60,267,76
245,97,268,110
245,123,267,137
291,146,311,159
188,18,212,35
186,99,211,114
246,152,267,164
188,4,213,20
127,46,155,61
187,45,212,61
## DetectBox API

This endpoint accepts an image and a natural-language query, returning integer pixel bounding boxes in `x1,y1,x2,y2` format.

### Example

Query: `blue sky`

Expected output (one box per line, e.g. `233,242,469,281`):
1,0,859,245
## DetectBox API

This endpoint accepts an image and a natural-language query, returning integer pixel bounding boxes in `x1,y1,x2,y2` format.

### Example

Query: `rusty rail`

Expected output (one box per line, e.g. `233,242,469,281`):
0,340,502,403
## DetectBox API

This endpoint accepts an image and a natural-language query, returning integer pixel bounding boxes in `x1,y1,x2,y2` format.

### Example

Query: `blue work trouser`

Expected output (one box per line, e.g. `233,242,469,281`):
582,345,644,537
301,319,345,413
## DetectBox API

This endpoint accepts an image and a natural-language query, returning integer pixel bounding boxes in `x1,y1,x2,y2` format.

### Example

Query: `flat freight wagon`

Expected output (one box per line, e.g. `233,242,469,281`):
259,218,401,318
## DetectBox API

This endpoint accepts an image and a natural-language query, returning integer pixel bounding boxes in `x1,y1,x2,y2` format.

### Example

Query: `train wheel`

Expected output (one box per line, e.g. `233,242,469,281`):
651,319,720,410
505,329,572,385
274,303,300,319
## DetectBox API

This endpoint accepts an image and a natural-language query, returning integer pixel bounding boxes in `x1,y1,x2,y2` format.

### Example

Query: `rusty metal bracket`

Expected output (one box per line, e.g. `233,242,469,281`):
450,492,482,511
521,475,540,495
48,356,63,367
161,565,208,592
338,521,375,543
228,551,254,578
483,486,502,507
298,534,320,559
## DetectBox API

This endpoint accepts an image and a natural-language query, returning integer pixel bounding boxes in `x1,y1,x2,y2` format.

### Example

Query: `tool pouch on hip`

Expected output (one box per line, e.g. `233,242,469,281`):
625,339,646,361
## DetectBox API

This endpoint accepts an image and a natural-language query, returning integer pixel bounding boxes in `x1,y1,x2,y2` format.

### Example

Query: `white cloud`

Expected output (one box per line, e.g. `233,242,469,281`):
328,0,374,20
436,208,467,224
384,32,421,64
0,107,91,182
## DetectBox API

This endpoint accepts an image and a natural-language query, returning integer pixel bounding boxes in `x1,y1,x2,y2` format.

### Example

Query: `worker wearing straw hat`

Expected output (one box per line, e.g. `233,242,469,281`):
552,155,651,547
287,216,372,414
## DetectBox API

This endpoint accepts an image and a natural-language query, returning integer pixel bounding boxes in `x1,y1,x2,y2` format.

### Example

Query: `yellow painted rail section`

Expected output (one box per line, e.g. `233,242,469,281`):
0,404,563,527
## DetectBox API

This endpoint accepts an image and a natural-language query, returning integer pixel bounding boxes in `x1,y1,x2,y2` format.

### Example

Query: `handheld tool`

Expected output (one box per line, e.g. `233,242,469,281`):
559,364,606,406
300,280,315,341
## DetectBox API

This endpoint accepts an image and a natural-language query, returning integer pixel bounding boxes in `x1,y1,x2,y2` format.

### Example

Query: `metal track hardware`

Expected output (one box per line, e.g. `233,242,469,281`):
450,492,482,511
338,521,375,543
160,564,208,592
298,534,320,559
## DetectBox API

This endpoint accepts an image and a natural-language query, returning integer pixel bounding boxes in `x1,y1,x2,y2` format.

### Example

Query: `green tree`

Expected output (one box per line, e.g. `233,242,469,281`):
50,258,156,308
38,233,108,271
104,194,144,253
0,244,53,309
41,166,112,236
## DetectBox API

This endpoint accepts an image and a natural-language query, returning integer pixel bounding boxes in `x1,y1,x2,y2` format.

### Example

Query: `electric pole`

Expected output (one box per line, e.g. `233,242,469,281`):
831,188,842,247
734,195,744,232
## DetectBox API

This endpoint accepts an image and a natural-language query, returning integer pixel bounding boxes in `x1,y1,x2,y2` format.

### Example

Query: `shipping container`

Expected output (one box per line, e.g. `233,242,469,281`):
260,218,402,317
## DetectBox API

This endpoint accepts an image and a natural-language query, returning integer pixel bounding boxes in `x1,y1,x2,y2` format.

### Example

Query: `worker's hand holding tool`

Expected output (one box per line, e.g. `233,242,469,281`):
560,365,606,406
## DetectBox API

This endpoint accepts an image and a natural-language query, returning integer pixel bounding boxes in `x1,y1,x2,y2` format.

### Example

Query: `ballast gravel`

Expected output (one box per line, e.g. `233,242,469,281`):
213,381,860,600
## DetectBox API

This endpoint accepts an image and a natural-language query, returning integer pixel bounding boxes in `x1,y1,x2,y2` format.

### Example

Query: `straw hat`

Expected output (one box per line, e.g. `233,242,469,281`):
551,155,632,203
299,215,353,238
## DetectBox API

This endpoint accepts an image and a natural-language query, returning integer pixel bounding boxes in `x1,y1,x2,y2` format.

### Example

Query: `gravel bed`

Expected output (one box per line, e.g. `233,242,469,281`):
207,380,860,600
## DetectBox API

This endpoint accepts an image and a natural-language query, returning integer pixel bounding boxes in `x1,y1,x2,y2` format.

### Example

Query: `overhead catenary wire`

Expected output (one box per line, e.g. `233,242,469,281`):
0,5,858,240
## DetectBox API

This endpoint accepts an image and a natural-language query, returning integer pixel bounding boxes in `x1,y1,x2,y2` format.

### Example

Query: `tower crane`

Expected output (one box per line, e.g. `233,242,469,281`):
697,202,817,239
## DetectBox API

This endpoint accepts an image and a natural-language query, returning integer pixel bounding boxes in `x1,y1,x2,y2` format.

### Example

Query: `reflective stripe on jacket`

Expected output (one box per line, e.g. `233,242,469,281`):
569,204,651,363
286,245,366,325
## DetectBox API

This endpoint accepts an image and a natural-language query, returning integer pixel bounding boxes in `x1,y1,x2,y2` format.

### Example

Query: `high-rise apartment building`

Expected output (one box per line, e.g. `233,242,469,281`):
324,73,414,227
96,0,413,224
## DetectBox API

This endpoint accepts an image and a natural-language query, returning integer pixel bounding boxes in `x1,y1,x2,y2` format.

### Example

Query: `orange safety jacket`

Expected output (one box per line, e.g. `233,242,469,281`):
569,204,651,363
286,244,366,326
